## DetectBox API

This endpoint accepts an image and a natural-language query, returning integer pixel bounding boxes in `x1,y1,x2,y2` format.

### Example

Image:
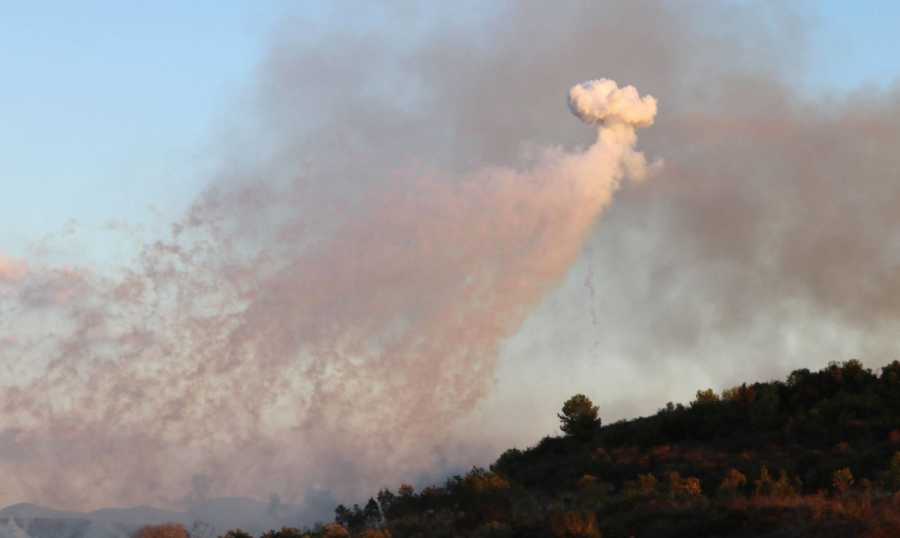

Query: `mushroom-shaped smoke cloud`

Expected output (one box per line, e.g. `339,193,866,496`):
569,79,658,128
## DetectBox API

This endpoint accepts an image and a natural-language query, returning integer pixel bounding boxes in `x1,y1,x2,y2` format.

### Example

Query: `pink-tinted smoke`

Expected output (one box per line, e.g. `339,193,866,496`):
0,80,657,512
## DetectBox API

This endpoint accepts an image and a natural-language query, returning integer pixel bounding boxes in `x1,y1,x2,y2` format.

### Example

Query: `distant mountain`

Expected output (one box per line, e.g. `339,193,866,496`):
186,497,309,536
0,515,128,538
0,503,84,521
89,506,189,526
0,496,306,538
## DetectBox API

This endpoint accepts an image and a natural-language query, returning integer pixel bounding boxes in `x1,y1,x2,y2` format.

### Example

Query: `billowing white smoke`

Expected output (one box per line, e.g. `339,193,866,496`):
0,79,657,513
568,79,658,128
567,79,662,183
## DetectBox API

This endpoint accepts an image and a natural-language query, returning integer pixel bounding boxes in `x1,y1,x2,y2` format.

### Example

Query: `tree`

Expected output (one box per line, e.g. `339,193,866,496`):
637,473,658,497
358,531,391,538
832,467,854,496
754,466,774,497
334,504,351,528
376,488,395,519
692,388,720,406
718,469,747,498
260,529,305,538
322,523,350,538
668,472,702,499
558,394,601,441
363,498,382,528
549,511,601,538
219,531,253,538
889,452,900,491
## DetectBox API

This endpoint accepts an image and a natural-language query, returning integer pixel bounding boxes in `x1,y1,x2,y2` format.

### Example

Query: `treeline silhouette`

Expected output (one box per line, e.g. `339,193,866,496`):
139,359,900,537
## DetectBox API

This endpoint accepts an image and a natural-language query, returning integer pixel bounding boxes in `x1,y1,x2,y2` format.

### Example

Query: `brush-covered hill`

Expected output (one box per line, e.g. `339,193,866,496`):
217,360,900,538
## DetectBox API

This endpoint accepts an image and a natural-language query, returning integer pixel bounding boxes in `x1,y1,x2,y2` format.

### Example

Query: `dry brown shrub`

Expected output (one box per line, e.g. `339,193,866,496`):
549,511,601,538
591,448,611,463
133,524,189,538
611,447,639,465
577,474,598,490
322,523,350,538
638,473,658,496
833,468,855,496
772,470,799,498
668,472,702,499
869,499,900,537
358,529,391,538
888,452,900,491
651,445,672,461
465,469,510,494
754,466,774,497
888,429,900,445
719,468,747,497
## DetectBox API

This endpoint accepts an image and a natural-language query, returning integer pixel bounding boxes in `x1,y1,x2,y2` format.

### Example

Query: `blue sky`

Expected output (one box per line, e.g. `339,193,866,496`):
0,2,294,258
811,0,900,92
1,1,899,260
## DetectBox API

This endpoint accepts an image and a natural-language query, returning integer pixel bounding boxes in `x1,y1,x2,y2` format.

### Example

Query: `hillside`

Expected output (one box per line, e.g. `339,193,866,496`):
216,359,900,538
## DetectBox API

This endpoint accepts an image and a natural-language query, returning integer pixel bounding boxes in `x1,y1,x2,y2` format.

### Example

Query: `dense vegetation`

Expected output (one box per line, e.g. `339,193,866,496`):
181,359,900,538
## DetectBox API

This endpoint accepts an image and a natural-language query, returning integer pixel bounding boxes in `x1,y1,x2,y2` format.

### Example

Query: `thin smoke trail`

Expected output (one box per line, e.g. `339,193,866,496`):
583,244,601,351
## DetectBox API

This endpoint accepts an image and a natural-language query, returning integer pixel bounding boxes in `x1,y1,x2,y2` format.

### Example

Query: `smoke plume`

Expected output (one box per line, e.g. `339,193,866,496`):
0,255,27,284
568,79,657,128
0,74,656,513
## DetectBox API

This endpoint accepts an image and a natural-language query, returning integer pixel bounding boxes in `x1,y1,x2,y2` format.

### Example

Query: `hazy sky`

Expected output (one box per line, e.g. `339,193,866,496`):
2,1,899,257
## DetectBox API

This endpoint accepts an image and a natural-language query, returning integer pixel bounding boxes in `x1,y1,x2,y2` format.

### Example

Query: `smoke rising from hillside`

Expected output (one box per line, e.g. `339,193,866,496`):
1,0,899,522
0,72,657,510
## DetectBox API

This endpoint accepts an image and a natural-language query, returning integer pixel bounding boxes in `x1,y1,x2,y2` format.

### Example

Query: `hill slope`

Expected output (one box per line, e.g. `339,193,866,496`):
255,359,900,538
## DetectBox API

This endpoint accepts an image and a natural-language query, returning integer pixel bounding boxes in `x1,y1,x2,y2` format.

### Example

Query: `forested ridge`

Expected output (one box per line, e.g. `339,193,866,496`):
142,359,900,538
